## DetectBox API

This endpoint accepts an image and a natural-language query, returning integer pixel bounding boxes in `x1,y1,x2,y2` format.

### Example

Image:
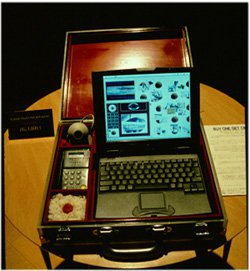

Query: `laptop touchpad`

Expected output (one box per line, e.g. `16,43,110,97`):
140,192,166,209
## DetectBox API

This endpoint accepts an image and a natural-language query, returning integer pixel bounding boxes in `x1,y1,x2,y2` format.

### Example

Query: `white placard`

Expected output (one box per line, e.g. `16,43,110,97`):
203,125,246,196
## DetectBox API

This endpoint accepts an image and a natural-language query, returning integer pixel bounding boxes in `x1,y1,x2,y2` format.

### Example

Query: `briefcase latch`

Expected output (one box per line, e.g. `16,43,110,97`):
152,224,166,232
194,222,210,237
99,226,113,235
152,224,172,233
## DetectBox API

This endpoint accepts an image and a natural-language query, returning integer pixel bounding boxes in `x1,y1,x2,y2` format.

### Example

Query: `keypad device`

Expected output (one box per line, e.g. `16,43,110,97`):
62,168,88,189
61,149,90,189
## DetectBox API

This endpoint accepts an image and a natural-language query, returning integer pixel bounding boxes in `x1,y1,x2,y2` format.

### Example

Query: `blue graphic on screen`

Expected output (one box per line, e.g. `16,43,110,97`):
103,72,191,142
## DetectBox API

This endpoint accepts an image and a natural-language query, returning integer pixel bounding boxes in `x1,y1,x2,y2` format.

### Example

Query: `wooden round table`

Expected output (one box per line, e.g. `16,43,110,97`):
4,84,246,268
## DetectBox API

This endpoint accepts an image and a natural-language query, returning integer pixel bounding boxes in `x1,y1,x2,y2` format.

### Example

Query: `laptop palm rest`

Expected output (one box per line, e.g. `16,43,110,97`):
95,190,211,219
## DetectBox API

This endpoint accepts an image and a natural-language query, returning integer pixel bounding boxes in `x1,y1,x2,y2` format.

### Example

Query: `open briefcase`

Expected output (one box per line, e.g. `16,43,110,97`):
37,26,227,265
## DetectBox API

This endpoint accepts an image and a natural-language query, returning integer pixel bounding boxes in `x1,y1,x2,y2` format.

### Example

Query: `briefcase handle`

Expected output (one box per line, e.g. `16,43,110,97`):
102,242,165,262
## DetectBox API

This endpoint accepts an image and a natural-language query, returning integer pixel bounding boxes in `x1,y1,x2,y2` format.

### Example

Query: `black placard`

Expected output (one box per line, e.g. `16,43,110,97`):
8,109,54,139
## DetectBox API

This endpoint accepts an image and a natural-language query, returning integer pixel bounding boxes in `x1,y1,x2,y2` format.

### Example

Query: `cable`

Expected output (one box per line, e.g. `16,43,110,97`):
81,114,95,131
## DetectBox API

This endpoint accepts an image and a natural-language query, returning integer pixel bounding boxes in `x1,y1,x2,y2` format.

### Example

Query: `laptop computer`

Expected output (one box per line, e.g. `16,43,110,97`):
92,68,212,219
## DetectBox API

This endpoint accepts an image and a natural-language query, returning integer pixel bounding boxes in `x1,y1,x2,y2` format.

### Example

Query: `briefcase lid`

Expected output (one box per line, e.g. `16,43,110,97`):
60,26,193,120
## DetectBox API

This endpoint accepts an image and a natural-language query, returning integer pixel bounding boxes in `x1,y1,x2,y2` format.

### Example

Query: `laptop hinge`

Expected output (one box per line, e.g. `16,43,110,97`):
177,146,190,150
107,150,120,157
176,146,192,154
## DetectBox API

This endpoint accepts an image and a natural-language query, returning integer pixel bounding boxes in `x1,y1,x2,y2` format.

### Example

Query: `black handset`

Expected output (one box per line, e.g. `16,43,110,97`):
61,149,90,189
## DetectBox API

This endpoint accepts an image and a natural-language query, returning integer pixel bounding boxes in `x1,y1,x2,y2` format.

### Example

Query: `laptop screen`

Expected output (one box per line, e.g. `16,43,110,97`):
102,72,191,143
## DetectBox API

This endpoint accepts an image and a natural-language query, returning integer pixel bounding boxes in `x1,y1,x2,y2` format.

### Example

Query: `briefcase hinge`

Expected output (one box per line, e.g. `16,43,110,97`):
56,226,72,242
194,222,210,237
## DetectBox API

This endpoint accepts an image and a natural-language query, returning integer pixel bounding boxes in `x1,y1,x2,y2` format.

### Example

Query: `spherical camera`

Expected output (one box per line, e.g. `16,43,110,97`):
67,122,89,143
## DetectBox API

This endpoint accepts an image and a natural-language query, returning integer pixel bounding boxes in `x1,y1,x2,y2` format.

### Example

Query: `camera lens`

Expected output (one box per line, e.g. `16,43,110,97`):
74,130,83,139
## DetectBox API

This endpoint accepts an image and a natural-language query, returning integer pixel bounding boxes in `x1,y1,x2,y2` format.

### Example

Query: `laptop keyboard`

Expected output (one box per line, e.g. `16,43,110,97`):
99,157,206,194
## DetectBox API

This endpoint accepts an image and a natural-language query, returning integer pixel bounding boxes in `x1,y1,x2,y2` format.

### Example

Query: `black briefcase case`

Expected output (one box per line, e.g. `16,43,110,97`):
38,26,227,263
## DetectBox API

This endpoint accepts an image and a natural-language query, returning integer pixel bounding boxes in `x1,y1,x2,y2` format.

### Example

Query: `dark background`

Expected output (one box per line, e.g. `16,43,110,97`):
2,3,248,133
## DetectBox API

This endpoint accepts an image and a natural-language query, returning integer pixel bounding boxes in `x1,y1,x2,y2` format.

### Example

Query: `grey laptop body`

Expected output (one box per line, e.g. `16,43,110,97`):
93,68,213,220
